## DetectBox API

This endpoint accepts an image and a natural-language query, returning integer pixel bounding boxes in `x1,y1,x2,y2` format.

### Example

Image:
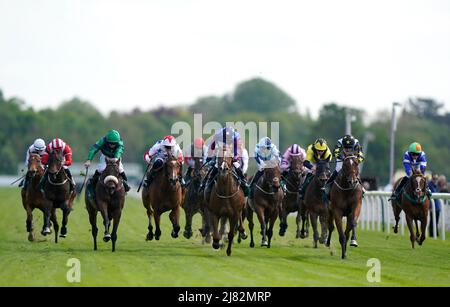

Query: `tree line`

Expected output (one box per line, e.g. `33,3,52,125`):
1,78,449,186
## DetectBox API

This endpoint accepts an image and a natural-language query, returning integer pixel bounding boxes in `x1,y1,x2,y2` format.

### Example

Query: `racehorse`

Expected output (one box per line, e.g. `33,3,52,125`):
20,153,52,241
85,157,126,251
279,155,305,238
183,156,209,240
326,155,363,259
206,146,246,256
391,167,430,248
304,159,331,248
42,150,76,243
142,154,183,241
247,162,284,248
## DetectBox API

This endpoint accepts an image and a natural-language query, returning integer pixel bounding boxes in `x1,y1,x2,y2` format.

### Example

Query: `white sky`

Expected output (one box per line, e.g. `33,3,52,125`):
1,0,450,119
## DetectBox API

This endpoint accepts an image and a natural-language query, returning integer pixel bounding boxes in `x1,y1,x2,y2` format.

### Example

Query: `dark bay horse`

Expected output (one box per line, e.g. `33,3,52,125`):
183,156,209,240
21,154,52,241
206,147,246,256
142,155,183,241
247,163,284,248
42,150,76,243
326,155,363,259
85,158,126,251
304,160,331,248
279,155,305,238
391,168,430,248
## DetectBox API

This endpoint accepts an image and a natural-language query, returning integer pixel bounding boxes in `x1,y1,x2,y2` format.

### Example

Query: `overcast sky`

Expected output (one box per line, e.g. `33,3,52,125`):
1,0,450,119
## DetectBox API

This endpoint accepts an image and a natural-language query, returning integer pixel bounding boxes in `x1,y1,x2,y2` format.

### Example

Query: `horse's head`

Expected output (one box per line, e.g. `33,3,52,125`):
263,164,282,193
289,156,303,181
165,156,181,187
103,158,122,195
409,172,427,200
27,153,43,178
342,155,359,187
48,150,65,181
217,146,233,181
316,159,331,186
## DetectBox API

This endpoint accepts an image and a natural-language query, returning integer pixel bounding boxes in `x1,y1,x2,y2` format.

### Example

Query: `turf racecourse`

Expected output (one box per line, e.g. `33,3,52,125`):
0,187,449,286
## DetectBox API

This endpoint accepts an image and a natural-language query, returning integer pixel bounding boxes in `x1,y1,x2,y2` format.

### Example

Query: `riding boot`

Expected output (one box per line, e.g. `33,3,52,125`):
389,176,408,201
184,167,193,186
426,187,432,198
200,164,215,192
322,170,338,198
204,167,218,194
299,172,313,200
249,170,264,200
120,172,130,192
234,166,249,197
145,170,156,187
39,171,48,194
88,170,101,199
65,168,75,192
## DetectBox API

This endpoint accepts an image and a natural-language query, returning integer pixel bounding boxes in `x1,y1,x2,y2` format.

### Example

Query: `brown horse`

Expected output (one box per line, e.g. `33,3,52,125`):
183,156,209,240
206,147,246,256
142,155,183,241
247,164,284,248
20,154,52,241
279,155,305,238
42,150,76,243
326,155,363,259
304,160,331,248
85,158,126,251
391,168,430,248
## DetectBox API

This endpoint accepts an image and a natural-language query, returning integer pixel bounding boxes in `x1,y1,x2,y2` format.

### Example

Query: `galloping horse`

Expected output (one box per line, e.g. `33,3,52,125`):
304,160,331,248
20,154,51,241
42,150,76,243
183,156,209,240
206,146,246,256
326,155,363,259
142,154,183,241
247,163,284,248
279,155,305,238
85,157,126,251
391,167,430,248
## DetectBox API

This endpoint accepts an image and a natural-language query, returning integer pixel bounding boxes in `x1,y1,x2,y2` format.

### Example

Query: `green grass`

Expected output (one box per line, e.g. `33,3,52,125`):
0,187,449,286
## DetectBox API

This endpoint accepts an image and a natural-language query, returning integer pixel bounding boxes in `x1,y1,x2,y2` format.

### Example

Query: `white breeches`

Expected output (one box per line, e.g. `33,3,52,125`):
335,160,343,172
97,154,124,173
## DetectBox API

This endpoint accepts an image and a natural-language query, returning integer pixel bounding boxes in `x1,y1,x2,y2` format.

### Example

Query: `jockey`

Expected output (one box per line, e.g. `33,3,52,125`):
84,129,130,192
281,143,306,177
322,134,364,197
183,137,208,186
41,138,75,192
19,138,46,189
237,139,249,176
200,126,249,196
298,138,332,200
389,142,432,201
248,137,281,200
143,135,184,187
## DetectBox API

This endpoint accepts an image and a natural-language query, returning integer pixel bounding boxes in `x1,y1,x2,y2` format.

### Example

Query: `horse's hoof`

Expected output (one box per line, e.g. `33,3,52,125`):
171,231,179,238
350,240,358,247
103,234,111,242
205,236,212,244
239,232,248,240
319,238,325,244
28,232,35,242
155,235,160,241
212,242,220,250
41,227,51,236
59,234,67,238
300,234,306,239
279,230,285,237
393,227,398,234
226,249,231,256
146,233,153,241
261,241,268,247
250,242,255,248
314,242,318,248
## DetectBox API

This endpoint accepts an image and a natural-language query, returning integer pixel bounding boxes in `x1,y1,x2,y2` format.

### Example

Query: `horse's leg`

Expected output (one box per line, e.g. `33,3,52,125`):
111,209,122,252
279,204,287,236
220,216,228,243
226,216,237,256
419,213,428,246
154,211,162,240
325,210,334,247
99,202,111,242
333,212,347,259
255,206,267,247
237,207,247,241
146,207,154,241
344,215,353,247
88,207,98,250
247,206,255,248
319,213,328,244
414,220,420,240
50,208,59,244
41,206,52,236
60,201,70,238
211,214,221,250
296,208,302,238
267,208,278,248
183,208,194,239
405,215,415,249
350,219,358,247
310,211,319,248
26,206,34,241
392,203,401,234
202,207,212,244
170,206,181,238
300,206,308,239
